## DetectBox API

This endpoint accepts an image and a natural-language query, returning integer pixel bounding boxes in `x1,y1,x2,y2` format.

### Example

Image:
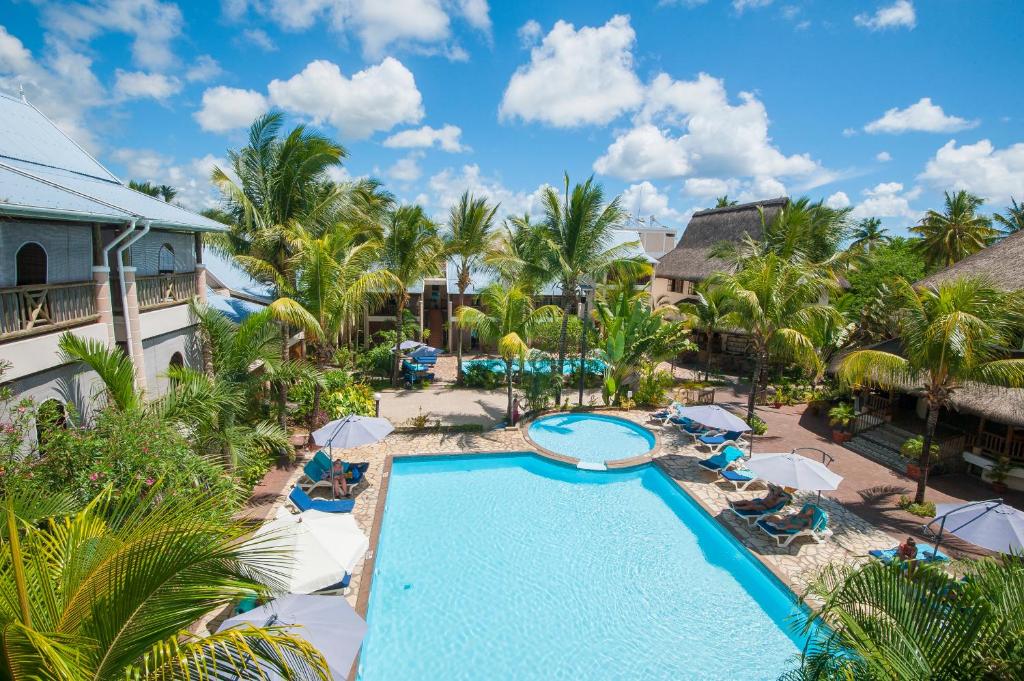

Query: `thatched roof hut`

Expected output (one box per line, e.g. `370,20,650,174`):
655,197,788,282
917,229,1024,292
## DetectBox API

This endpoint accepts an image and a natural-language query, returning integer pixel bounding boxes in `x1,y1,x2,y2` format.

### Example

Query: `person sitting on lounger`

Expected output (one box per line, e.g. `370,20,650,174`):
897,537,918,562
321,460,368,498
731,485,788,512
761,505,815,531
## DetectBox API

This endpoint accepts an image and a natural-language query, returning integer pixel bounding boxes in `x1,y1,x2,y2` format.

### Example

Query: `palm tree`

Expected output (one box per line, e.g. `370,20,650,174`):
128,179,160,197
486,213,554,294
379,205,444,386
994,197,1024,236
784,557,1024,679
540,174,645,402
715,195,738,208
0,485,329,680
56,333,142,411
911,190,999,268
212,112,345,427
838,276,1024,503
455,285,561,421
158,184,177,203
850,217,890,253
710,253,841,422
676,283,731,381
445,191,499,383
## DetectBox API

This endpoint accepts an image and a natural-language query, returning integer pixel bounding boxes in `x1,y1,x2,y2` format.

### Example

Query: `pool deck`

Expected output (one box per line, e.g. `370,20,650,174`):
247,410,896,619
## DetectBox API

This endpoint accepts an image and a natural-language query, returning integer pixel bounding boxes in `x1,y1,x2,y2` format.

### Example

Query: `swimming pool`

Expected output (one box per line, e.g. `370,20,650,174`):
527,413,656,463
358,454,812,681
464,357,605,375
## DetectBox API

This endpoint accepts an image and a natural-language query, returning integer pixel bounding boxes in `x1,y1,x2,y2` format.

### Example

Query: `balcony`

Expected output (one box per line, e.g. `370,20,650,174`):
137,272,198,311
0,282,98,341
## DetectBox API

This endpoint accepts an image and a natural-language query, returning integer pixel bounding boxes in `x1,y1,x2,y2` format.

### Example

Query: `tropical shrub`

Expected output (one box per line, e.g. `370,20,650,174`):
897,495,936,518
360,330,399,377
827,402,855,429
748,413,768,436
462,363,503,389
521,362,557,412
632,367,675,408
290,370,375,422
900,435,939,462
13,409,236,504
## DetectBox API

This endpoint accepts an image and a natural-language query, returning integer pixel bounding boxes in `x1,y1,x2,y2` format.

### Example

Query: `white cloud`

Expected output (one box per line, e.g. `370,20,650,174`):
620,181,685,223
876,151,892,162
235,0,474,61
113,70,181,101
0,26,105,152
825,191,851,209
500,15,644,127
383,124,467,152
733,0,773,13
865,98,978,134
851,181,922,221
919,139,1024,204
427,164,550,219
387,154,422,182
42,0,184,70
455,0,491,33
185,55,223,82
267,58,423,139
842,127,857,137
111,148,229,210
681,175,785,204
241,28,277,51
595,72,821,182
682,177,737,198
517,19,542,47
193,86,268,132
855,0,916,31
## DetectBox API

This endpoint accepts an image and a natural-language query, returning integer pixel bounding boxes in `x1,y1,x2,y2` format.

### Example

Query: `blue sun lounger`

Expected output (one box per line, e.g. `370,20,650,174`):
288,486,355,513
869,543,950,564
719,466,760,491
727,491,793,525
756,503,832,547
697,444,745,473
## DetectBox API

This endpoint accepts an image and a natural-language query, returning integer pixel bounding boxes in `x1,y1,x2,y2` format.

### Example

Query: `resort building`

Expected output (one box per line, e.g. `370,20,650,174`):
653,198,788,367
845,230,1024,491
0,93,225,434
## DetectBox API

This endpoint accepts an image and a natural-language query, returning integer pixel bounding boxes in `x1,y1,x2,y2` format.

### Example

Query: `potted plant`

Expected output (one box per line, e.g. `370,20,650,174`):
900,436,939,481
828,402,855,443
989,456,1012,493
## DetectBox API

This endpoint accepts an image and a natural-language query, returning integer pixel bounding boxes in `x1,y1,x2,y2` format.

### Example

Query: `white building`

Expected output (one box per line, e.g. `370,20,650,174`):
0,92,226,433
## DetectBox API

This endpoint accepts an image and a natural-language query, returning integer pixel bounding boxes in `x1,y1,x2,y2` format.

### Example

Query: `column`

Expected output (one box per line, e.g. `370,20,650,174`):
446,298,454,352
92,266,115,346
418,295,424,342
121,267,148,393
195,264,208,304
362,303,370,349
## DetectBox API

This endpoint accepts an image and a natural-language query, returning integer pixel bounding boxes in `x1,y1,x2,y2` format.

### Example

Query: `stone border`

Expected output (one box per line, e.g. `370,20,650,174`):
519,407,662,468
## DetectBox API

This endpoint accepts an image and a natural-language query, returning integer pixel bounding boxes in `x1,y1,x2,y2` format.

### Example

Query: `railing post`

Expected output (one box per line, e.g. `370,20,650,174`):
121,268,148,393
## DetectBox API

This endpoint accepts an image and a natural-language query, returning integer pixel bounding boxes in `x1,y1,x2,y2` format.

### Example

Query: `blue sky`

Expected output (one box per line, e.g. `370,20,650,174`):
1,0,1021,234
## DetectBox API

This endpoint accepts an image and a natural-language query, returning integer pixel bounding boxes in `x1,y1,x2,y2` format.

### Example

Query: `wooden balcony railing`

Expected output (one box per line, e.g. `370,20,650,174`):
971,431,1024,463
137,272,198,310
0,282,98,340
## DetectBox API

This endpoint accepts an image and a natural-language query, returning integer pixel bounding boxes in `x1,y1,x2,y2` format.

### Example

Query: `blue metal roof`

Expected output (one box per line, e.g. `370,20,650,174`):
203,249,274,303
206,290,266,323
0,93,226,233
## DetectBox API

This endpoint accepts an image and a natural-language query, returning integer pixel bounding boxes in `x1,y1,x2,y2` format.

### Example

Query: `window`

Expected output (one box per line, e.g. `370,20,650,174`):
158,244,175,274
168,352,184,389
35,399,67,448
16,243,47,286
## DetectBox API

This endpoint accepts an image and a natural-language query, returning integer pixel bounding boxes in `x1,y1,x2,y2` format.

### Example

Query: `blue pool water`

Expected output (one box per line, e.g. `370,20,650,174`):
359,454,811,681
464,357,605,375
528,413,656,463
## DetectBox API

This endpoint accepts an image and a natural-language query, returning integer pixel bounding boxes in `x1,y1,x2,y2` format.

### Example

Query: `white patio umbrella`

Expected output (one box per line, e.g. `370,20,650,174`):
312,414,394,450
219,594,367,680
248,509,369,594
927,499,1024,554
397,339,425,351
675,405,751,433
410,344,442,359
745,450,843,501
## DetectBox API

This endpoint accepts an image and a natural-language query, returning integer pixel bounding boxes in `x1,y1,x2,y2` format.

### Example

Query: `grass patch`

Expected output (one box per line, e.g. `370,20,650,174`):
898,495,936,518
394,423,485,434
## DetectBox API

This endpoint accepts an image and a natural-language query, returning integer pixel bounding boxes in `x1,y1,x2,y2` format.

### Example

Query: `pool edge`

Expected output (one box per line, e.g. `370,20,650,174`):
519,409,663,468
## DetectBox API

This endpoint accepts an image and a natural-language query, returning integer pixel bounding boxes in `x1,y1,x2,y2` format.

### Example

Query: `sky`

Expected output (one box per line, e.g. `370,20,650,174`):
1,0,1022,235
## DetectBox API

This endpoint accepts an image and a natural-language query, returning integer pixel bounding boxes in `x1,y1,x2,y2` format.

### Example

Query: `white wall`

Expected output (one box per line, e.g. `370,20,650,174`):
0,221,93,286
142,326,202,397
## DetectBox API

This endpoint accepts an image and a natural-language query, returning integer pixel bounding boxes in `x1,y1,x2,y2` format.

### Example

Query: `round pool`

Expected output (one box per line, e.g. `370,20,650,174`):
527,413,656,463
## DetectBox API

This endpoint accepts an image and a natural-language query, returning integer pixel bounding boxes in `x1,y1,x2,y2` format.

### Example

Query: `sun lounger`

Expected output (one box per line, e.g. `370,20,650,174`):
697,430,746,453
718,466,760,491
727,491,793,525
288,486,355,513
869,543,950,564
296,458,333,494
756,503,832,547
697,444,746,473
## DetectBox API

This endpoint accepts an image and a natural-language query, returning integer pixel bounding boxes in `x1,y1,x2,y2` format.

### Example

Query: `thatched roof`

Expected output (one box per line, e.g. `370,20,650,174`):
830,339,1024,427
917,229,1024,292
655,197,788,281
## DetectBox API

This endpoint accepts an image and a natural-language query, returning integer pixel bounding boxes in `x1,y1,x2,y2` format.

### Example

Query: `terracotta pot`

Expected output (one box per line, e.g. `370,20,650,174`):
905,463,922,480
991,481,1009,494
831,429,850,444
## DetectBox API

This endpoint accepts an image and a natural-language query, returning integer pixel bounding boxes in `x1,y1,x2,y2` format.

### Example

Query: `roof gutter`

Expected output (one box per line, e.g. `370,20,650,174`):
0,204,131,224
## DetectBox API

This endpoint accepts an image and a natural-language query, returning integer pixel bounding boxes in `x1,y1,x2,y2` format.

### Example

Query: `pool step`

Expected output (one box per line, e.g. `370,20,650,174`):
576,461,607,471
